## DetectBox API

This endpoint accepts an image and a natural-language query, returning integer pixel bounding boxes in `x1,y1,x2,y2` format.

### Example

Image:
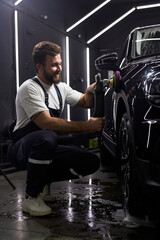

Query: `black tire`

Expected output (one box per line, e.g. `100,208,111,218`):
118,113,145,217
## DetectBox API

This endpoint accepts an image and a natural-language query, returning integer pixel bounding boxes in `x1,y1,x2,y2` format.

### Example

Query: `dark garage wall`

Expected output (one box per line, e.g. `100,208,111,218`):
18,11,66,85
17,10,68,120
0,2,16,139
69,38,88,121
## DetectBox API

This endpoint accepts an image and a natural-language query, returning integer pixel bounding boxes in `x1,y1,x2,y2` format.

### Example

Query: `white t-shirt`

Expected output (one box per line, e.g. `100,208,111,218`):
14,76,82,131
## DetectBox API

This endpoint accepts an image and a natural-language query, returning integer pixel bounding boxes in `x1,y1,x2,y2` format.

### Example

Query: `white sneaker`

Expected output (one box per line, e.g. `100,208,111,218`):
22,194,52,216
40,184,56,202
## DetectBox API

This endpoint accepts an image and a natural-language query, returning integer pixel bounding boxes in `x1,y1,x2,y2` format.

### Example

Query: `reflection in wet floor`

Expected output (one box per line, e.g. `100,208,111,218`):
0,165,160,239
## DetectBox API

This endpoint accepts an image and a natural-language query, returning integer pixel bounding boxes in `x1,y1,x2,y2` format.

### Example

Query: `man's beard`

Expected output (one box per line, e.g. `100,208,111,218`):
43,68,61,84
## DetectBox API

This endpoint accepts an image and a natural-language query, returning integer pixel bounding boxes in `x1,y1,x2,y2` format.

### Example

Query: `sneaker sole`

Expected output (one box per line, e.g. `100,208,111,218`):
22,205,52,217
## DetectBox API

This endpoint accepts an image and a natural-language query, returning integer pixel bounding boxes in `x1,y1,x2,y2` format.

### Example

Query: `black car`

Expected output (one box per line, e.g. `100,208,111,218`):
94,24,160,220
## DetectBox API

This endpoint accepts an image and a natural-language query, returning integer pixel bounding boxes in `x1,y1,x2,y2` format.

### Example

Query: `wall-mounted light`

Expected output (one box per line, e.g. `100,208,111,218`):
14,0,23,6
66,36,70,121
14,10,19,92
137,3,160,10
87,7,136,44
86,47,91,120
66,0,111,32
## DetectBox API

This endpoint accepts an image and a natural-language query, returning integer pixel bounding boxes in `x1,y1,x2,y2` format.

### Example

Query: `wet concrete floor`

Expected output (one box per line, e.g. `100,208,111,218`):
0,159,160,239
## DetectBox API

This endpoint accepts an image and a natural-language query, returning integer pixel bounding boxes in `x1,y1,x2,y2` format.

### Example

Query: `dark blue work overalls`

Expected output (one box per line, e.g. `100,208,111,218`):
8,77,100,197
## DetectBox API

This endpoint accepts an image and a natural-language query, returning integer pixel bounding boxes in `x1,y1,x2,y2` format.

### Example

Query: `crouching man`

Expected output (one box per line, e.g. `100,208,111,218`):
8,41,104,216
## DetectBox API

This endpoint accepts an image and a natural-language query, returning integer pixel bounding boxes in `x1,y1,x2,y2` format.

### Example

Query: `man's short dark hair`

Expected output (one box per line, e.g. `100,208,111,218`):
32,41,61,67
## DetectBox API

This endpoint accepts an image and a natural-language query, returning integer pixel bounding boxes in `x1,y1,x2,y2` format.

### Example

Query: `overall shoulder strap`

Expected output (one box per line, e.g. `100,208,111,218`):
54,84,62,114
32,77,48,107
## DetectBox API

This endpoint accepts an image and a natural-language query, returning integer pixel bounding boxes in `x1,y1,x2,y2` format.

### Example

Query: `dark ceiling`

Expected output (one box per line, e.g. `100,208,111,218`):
7,0,160,56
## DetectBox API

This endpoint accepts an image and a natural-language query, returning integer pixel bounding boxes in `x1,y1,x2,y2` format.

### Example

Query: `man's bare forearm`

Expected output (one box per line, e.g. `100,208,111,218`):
33,111,103,133
43,118,104,133
42,117,89,133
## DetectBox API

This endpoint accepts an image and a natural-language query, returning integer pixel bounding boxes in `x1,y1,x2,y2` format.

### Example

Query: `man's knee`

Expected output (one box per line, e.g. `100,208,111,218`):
30,130,58,160
39,130,58,148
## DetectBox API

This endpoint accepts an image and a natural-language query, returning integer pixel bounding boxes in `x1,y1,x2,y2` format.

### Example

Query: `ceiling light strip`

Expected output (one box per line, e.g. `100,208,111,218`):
66,36,71,121
14,10,19,92
86,47,91,120
15,0,23,6
137,3,160,9
87,7,136,44
66,0,111,32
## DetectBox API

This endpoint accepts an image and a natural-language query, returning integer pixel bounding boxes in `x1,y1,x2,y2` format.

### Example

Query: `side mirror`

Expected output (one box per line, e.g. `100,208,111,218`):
95,52,118,71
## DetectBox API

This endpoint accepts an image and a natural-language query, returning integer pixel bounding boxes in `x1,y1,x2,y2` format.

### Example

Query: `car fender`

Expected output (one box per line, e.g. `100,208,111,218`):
112,90,133,139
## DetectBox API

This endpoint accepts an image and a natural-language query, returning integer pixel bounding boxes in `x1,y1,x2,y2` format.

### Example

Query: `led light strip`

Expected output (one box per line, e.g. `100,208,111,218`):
15,0,23,6
136,38,160,42
66,36,71,121
86,47,91,120
14,10,19,92
87,7,136,44
137,3,160,9
66,0,111,32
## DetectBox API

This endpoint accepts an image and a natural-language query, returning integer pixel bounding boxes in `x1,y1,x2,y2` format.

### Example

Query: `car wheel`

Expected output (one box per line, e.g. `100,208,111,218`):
118,113,145,217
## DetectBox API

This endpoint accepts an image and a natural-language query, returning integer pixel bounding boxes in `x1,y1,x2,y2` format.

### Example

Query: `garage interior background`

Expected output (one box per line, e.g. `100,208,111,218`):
0,0,160,164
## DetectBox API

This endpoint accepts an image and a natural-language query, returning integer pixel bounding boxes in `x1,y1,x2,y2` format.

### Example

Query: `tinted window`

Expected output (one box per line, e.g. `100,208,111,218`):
135,26,160,58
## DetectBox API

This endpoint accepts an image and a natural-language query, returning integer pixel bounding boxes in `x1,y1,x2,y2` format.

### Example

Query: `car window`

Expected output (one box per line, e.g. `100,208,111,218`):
135,26,160,58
